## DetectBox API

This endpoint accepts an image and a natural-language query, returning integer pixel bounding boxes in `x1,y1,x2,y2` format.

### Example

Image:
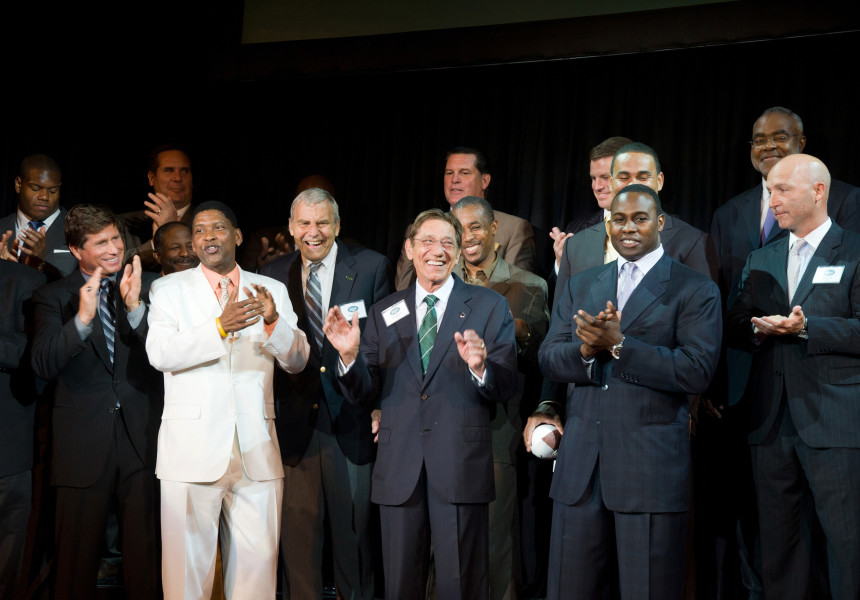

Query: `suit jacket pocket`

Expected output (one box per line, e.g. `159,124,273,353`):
829,365,860,385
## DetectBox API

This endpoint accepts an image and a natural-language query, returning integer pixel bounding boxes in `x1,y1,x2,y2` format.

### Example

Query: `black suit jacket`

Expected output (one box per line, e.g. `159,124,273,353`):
554,213,717,306
30,269,162,487
0,208,78,279
262,240,392,466
726,224,860,447
338,276,518,505
120,206,194,272
0,260,46,477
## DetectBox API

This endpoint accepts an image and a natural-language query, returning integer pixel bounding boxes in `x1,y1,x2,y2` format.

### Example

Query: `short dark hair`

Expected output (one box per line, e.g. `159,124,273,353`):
153,221,191,254
589,137,633,162
759,106,804,133
64,204,121,248
148,143,192,174
445,146,489,175
20,153,62,179
409,208,463,249
611,142,662,175
612,183,663,215
451,196,495,224
193,201,239,228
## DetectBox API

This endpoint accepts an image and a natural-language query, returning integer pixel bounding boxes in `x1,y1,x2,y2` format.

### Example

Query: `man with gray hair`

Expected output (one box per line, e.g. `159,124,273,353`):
262,187,392,600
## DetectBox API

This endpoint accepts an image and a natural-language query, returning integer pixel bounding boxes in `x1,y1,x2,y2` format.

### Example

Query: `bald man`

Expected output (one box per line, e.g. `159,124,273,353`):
726,154,860,600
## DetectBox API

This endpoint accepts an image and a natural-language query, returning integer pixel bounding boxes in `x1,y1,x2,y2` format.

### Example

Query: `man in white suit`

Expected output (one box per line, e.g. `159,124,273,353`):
146,201,310,599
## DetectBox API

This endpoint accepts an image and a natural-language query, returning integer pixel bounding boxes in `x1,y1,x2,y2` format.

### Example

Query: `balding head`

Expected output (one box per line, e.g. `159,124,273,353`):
766,154,830,238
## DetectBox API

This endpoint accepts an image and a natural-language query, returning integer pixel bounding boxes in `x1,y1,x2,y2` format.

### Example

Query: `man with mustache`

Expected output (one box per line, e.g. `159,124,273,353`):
153,221,199,276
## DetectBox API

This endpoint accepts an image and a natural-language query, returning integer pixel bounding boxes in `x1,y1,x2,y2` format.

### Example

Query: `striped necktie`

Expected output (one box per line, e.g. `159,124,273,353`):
99,278,116,365
305,262,325,350
418,295,438,375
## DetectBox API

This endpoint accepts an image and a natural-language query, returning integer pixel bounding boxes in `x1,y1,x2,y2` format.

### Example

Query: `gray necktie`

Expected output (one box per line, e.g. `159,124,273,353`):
98,278,115,365
305,262,325,351
616,262,639,311
787,239,807,301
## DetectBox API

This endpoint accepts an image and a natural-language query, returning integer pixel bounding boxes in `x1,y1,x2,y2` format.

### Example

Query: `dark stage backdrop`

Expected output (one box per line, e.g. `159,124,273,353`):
4,31,858,275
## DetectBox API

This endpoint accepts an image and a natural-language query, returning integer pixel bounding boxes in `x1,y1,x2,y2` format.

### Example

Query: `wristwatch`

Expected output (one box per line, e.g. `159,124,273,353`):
796,316,809,340
610,336,625,360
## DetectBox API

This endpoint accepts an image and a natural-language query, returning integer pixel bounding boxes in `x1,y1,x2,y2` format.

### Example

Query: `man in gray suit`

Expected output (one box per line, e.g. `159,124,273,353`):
528,184,721,599
452,196,549,600
554,142,716,306
726,154,860,600
1,153,77,278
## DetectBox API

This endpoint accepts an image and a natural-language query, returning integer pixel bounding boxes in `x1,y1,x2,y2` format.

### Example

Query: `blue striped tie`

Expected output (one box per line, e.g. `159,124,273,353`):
99,278,116,365
305,262,325,350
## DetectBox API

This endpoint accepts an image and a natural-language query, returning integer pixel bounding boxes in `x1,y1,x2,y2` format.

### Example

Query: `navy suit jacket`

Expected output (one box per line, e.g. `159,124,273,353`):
554,213,717,306
1,208,78,279
725,224,860,448
0,260,46,477
540,254,721,512
712,180,860,405
261,240,392,466
338,276,518,506
30,269,162,487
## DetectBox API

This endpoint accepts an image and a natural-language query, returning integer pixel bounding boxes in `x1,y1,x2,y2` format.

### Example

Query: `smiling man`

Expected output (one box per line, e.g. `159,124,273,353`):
324,208,518,600
726,154,860,600
394,147,537,290
1,153,77,278
123,144,197,272
453,196,549,600
146,201,309,599
528,185,721,600
153,221,198,276
554,142,716,305
31,204,162,599
261,188,391,600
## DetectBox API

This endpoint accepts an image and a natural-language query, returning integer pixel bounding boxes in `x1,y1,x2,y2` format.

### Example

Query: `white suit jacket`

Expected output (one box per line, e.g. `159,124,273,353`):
146,264,309,483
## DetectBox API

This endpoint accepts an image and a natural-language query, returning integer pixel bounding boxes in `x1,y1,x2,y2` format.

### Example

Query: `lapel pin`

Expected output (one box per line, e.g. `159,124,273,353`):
346,275,354,281
459,312,465,318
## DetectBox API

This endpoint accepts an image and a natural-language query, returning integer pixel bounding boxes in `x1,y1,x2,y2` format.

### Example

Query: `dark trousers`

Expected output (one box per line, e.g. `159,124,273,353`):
751,402,860,600
548,464,687,600
0,470,31,599
54,412,160,600
380,467,489,600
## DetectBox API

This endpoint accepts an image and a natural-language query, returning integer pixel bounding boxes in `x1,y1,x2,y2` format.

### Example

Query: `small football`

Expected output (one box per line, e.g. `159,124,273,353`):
530,423,561,460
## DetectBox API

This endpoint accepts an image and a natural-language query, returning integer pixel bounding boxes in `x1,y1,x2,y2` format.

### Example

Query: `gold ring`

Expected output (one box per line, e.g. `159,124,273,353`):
86,287,92,291
480,341,485,349
157,209,162,215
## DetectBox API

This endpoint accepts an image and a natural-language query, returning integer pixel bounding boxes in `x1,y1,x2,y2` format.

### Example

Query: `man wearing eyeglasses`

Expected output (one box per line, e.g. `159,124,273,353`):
324,208,518,600
705,107,860,598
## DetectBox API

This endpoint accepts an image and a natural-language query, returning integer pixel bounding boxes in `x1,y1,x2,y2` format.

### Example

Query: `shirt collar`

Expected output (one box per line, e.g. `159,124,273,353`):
17,206,61,231
202,263,241,295
415,274,455,308
788,218,832,252
616,244,664,278
302,241,338,272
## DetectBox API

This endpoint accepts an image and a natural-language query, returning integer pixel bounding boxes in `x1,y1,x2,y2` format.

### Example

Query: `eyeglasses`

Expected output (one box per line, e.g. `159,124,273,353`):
414,237,456,251
749,134,798,150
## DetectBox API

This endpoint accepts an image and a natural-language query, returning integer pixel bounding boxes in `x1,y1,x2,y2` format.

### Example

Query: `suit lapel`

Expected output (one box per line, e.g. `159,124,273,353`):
589,262,618,313
389,286,424,382
486,258,511,298
791,226,842,306
73,272,114,372
423,279,469,384
579,224,609,271
619,255,670,331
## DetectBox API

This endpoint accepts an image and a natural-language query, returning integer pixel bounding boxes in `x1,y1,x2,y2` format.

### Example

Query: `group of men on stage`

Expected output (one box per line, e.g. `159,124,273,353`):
1,104,859,600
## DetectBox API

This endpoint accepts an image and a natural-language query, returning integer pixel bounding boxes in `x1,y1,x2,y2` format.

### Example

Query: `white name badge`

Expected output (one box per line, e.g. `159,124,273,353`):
339,300,367,320
812,265,844,284
381,300,410,326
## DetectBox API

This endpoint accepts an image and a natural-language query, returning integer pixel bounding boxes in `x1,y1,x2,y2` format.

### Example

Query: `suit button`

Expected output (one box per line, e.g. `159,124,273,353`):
320,366,326,373
602,385,608,391
113,379,119,385
312,403,319,410
421,394,428,400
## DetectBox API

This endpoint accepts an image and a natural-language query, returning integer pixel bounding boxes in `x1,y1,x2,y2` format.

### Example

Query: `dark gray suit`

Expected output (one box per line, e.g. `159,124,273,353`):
0,208,77,279
262,240,391,600
0,260,45,597
338,276,518,600
540,253,721,599
554,213,717,306
725,224,860,600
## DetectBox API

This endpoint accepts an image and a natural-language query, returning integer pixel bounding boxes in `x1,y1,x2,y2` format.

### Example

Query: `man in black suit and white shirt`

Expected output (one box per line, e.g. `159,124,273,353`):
262,188,392,600
726,154,860,600
1,153,77,279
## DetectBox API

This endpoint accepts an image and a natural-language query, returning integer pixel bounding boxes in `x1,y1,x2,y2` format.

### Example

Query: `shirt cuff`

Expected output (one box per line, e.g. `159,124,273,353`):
126,302,145,329
74,314,93,341
470,367,487,386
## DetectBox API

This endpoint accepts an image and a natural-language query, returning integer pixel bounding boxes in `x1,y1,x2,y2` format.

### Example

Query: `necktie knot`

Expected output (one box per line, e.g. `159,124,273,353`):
309,261,323,275
28,219,46,231
425,294,438,309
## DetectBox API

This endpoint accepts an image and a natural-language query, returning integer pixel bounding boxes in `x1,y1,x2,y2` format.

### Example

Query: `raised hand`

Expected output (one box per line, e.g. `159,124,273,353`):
454,329,487,378
119,256,143,311
323,306,360,365
78,268,104,326
218,284,265,334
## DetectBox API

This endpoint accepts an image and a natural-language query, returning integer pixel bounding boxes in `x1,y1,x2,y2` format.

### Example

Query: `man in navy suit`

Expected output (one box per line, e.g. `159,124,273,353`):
261,188,391,600
528,185,721,599
726,154,860,600
554,142,716,306
1,153,77,279
324,208,518,600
